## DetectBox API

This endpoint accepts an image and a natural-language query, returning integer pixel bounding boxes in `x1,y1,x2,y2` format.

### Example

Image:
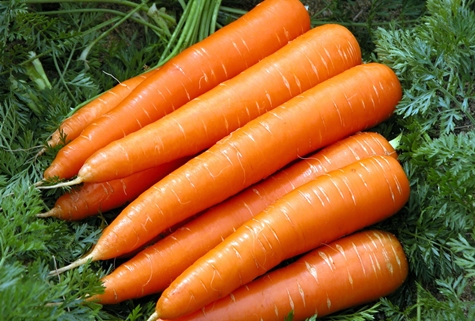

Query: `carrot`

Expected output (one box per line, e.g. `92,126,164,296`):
43,0,311,180
46,68,158,148
87,131,398,304
152,229,409,321
36,157,187,221
66,23,362,184
154,155,410,319
49,62,402,275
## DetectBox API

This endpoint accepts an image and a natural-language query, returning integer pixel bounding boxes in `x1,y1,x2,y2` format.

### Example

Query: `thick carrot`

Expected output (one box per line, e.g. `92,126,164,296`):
47,68,158,148
87,131,397,304
49,62,401,275
70,23,362,184
154,155,410,319
36,157,187,221
153,229,408,321
43,0,311,180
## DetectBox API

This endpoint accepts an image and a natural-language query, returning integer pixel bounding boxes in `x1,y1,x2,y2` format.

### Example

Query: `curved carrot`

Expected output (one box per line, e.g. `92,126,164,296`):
87,131,397,304
49,62,402,275
155,155,410,318
36,157,187,221
153,230,408,321
43,0,311,180
46,68,158,149
72,23,362,183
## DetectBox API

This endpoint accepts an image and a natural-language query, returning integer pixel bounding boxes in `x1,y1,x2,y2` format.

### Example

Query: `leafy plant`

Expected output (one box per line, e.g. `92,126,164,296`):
2,0,475,319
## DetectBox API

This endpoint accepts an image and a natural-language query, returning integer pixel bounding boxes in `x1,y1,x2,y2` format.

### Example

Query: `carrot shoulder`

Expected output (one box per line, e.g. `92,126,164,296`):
43,0,311,180
46,68,158,148
88,131,397,304
75,23,362,183
153,230,408,321
36,157,187,221
50,62,401,275
155,155,411,319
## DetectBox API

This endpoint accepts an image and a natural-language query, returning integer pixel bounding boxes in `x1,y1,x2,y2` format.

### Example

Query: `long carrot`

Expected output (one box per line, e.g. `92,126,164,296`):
153,229,409,321
36,157,188,221
46,68,158,148
43,0,311,180
67,23,362,184
49,62,402,275
87,131,397,304
154,155,410,319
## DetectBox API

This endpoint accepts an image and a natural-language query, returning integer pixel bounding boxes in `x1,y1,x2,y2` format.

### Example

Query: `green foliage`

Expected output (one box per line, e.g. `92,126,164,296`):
374,0,475,135
1,0,475,320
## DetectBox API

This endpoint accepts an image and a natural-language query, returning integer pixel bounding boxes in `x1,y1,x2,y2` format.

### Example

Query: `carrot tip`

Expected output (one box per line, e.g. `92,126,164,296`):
37,176,83,190
145,312,159,321
36,208,58,218
49,253,94,276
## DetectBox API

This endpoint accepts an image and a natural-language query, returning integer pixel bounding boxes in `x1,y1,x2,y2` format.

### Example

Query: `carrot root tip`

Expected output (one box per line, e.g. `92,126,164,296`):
36,208,58,218
48,253,94,276
145,312,159,321
37,176,83,190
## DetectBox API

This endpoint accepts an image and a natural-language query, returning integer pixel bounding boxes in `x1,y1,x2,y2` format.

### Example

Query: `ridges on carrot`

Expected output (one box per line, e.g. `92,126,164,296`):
36,157,188,221
66,23,363,184
42,0,312,181
46,68,158,149
48,62,402,276
151,229,409,321
86,131,398,304
153,155,410,319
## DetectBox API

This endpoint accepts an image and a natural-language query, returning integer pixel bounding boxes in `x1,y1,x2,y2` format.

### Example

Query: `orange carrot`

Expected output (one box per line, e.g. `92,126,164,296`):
36,157,187,221
87,131,397,304
70,23,362,184
49,62,401,275
154,155,410,319
46,68,158,148
43,0,311,180
153,229,408,321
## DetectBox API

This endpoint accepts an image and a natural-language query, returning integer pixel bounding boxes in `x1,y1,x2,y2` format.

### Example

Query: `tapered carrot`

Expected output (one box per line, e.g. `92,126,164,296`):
36,157,187,221
43,0,311,180
87,131,398,304
67,23,362,184
47,68,158,148
154,155,410,319
49,62,402,275
153,230,408,321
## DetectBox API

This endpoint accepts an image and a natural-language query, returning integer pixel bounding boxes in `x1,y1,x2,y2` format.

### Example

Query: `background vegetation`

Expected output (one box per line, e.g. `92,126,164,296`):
1,0,474,320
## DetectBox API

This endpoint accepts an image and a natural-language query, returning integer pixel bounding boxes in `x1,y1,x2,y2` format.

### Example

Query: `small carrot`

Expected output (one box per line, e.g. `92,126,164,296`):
154,155,410,319
49,62,402,275
152,229,408,321
36,157,187,221
43,0,311,180
87,131,398,304
46,68,158,148
68,23,362,184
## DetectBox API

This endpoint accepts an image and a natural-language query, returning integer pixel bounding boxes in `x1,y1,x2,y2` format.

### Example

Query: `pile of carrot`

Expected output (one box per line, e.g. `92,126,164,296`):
38,0,411,320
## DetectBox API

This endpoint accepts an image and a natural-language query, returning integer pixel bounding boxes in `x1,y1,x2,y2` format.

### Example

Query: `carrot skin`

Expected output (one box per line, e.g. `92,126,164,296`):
43,0,311,180
77,23,362,183
47,68,157,148
94,62,401,258
89,131,396,304
156,230,408,321
156,155,410,318
55,62,402,277
38,157,187,221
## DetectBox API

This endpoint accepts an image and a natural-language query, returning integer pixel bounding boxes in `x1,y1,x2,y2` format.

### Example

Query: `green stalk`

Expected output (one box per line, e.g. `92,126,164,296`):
37,8,168,36
78,2,147,63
